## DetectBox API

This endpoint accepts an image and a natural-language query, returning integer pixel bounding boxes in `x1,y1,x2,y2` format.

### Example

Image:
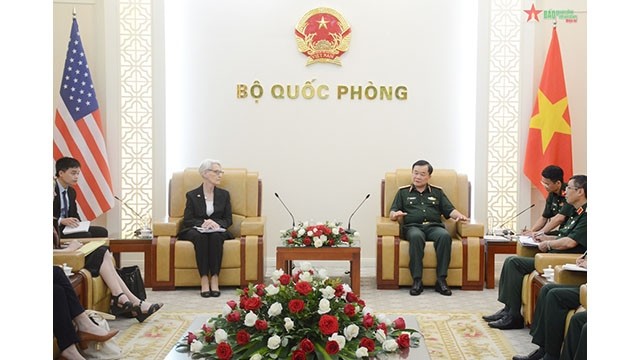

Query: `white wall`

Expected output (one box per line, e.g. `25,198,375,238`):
164,0,479,262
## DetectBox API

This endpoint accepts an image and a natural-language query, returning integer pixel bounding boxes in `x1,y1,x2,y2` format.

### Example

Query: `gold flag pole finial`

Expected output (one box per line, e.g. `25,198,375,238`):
553,16,558,27
73,7,77,18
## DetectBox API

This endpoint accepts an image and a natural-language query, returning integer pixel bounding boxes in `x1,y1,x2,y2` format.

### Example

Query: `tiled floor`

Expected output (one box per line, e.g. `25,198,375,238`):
111,254,537,358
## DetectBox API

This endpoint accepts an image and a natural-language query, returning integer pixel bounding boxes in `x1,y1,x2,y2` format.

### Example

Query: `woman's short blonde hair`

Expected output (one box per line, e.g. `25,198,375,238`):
198,159,222,176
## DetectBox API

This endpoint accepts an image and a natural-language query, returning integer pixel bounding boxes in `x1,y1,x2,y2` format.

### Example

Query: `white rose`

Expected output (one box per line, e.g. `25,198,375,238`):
214,329,228,344
244,311,258,327
221,304,232,316
353,231,360,238
307,230,314,237
249,354,263,360
329,333,346,350
376,313,391,326
268,302,283,317
265,284,280,296
375,329,387,343
299,271,313,283
332,227,340,235
320,286,336,299
284,317,295,332
317,268,328,281
271,269,284,282
382,339,398,352
362,306,373,315
267,334,281,350
190,339,203,352
317,298,331,314
320,234,327,242
343,324,360,341
314,237,324,248
356,347,369,358
341,284,353,296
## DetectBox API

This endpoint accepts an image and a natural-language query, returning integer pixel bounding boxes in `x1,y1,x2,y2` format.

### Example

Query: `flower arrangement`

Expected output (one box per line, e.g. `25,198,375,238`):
280,221,359,248
177,262,420,359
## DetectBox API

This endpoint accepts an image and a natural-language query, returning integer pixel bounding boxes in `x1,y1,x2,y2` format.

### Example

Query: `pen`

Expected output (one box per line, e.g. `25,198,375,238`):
579,251,587,259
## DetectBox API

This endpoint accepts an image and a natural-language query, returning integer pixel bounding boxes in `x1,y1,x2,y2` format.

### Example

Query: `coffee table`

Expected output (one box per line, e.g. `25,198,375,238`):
484,239,517,289
164,314,430,359
275,246,361,295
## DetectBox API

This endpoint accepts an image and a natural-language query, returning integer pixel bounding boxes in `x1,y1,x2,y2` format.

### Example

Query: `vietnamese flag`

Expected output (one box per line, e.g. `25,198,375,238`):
524,27,574,195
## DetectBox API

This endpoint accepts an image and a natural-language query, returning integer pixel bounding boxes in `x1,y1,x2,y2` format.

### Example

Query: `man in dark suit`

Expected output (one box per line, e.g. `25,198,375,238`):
54,157,108,238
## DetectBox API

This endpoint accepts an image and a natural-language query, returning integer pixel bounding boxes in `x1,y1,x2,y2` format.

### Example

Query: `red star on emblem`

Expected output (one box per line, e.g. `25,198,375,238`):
524,3,543,22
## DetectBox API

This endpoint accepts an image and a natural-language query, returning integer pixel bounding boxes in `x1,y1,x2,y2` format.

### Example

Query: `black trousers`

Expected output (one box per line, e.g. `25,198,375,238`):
53,266,83,351
530,284,581,357
560,311,587,360
181,228,226,277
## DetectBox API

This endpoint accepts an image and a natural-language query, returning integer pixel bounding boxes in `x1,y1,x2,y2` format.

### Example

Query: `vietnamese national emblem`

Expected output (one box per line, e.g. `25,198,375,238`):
295,7,351,66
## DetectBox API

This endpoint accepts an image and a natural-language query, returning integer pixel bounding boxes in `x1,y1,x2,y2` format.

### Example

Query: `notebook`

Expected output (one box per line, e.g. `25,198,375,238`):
62,220,91,235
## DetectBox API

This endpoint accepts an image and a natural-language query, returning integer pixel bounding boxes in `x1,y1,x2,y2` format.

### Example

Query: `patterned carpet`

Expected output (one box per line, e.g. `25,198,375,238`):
114,310,514,359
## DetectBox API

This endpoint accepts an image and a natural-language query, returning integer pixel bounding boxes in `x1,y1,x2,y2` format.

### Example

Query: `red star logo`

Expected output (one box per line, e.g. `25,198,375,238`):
524,3,543,22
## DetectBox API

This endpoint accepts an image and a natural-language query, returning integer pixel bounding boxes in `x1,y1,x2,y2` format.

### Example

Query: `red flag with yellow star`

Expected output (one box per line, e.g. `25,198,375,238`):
524,27,573,195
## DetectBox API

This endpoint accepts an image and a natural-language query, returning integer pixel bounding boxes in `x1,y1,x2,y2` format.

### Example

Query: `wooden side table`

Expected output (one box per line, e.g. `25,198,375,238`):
275,247,361,295
108,238,154,285
484,240,517,289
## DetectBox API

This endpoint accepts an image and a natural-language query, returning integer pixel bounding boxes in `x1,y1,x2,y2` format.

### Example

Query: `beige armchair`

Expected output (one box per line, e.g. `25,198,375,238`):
152,168,265,290
521,253,586,325
376,169,485,290
53,245,112,313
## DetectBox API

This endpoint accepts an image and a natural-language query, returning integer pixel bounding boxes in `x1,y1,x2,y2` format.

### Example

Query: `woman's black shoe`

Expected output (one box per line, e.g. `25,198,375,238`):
110,292,133,316
201,291,211,298
133,301,163,323
210,290,221,297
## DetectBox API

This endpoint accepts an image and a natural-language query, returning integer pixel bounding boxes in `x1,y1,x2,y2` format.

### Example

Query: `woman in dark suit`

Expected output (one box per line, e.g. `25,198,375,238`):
178,159,233,297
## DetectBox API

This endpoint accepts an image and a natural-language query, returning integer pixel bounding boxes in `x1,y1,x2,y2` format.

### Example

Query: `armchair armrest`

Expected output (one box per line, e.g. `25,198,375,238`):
580,284,587,309
534,253,581,273
554,265,587,286
376,217,399,236
517,241,541,257
153,217,183,237
241,216,265,236
456,221,484,237
53,251,85,272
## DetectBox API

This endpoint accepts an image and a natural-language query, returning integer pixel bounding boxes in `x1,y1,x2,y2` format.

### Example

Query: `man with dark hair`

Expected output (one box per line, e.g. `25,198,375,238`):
389,160,469,296
483,175,587,330
525,165,573,236
54,156,108,238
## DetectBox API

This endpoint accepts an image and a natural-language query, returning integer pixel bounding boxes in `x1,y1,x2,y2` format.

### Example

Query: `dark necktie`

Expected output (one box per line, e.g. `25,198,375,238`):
61,190,68,218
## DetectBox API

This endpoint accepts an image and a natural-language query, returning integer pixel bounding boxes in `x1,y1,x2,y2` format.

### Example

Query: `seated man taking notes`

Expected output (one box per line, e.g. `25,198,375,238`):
483,175,587,330
54,157,108,238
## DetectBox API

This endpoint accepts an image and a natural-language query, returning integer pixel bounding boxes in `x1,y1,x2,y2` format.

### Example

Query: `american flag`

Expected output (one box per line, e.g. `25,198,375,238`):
53,17,114,220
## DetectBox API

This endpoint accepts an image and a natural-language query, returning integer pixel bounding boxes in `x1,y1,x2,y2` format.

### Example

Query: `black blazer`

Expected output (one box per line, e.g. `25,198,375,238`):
53,185,81,220
178,184,233,239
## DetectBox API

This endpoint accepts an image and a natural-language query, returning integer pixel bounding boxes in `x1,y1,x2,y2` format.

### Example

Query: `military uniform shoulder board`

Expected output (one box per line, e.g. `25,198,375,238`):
398,185,411,189
576,206,585,215
429,184,443,190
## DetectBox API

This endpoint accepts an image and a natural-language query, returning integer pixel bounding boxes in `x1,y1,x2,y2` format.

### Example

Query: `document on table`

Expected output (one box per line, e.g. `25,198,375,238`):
562,263,587,272
518,235,540,247
62,220,90,235
194,226,226,233
484,235,510,242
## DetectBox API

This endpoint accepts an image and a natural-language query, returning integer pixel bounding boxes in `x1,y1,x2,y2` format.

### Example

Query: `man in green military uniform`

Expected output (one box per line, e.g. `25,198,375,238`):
389,160,469,296
483,175,587,330
561,309,586,360
524,165,574,236
513,254,587,360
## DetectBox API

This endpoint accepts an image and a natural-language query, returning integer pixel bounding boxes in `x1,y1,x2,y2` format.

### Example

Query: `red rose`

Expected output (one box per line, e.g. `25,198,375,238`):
255,319,268,331
243,296,262,311
226,300,237,309
299,338,315,353
393,317,406,330
343,303,356,317
279,273,291,285
187,332,197,344
377,322,388,335
201,324,212,333
303,237,311,246
362,313,374,328
341,234,349,242
323,226,331,235
291,230,298,237
288,239,294,244
397,333,410,348
292,349,306,360
318,314,339,335
357,299,366,307
359,337,375,352
328,239,335,246
226,310,241,322
255,283,266,296
325,340,340,355
288,299,305,313
216,342,233,360
236,330,251,345
346,292,358,303
295,281,313,296
334,284,345,298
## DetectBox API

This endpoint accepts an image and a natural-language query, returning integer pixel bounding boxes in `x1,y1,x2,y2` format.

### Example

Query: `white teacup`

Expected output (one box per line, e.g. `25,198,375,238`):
140,228,153,239
63,266,73,276
543,268,554,278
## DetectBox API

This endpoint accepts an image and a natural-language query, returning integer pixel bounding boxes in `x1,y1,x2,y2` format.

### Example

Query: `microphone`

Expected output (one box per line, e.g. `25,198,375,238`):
274,193,296,227
347,194,370,233
497,204,535,235
114,195,149,236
